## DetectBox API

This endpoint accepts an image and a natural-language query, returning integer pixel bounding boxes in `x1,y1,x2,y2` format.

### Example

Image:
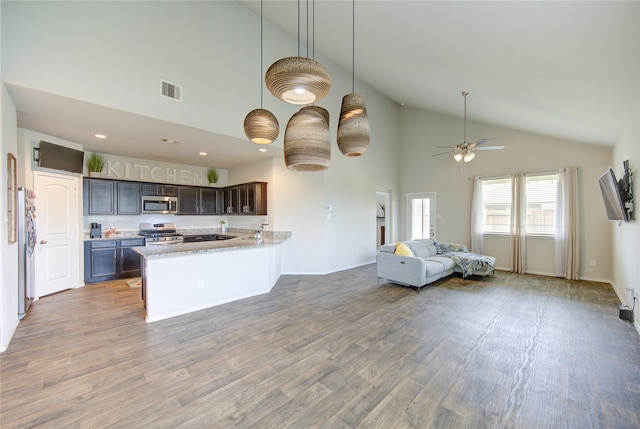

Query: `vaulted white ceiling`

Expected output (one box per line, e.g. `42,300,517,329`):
242,0,639,145
6,1,639,169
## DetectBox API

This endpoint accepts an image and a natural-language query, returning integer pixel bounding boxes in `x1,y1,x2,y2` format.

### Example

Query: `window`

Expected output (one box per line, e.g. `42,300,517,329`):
407,193,435,240
479,173,558,236
525,174,557,235
481,177,512,234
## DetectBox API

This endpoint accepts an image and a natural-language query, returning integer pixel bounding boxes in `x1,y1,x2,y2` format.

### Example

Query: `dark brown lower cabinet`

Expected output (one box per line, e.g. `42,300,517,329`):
84,238,145,284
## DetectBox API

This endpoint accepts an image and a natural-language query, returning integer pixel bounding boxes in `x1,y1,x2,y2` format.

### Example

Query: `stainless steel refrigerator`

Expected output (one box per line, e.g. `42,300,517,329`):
18,187,37,319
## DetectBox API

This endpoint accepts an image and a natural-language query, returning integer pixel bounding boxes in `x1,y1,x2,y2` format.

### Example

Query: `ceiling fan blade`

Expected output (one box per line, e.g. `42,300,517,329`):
432,151,454,157
436,146,456,149
474,139,492,146
474,145,505,151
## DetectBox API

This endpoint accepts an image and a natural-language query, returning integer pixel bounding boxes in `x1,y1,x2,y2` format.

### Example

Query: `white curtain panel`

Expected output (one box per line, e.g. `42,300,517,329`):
470,176,484,254
555,167,580,279
511,173,527,273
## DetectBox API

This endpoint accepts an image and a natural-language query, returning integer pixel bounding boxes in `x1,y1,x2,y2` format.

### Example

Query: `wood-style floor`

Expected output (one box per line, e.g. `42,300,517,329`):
2,265,640,428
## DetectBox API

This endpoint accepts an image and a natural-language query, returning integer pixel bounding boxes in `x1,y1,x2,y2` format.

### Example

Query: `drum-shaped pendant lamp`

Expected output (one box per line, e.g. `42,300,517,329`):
265,57,332,105
284,107,331,171
337,93,370,156
243,108,279,144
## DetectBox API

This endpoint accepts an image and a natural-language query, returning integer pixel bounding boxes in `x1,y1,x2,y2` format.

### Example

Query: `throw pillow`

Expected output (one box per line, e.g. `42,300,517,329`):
394,242,414,256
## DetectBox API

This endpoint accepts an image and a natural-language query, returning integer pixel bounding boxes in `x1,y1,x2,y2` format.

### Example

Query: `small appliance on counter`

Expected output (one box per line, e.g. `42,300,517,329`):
90,223,102,238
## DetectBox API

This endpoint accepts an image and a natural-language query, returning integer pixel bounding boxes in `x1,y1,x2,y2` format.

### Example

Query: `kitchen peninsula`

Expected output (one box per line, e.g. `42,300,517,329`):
133,230,291,323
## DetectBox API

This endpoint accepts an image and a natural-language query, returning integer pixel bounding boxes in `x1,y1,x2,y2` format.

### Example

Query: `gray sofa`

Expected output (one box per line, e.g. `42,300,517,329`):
377,239,496,290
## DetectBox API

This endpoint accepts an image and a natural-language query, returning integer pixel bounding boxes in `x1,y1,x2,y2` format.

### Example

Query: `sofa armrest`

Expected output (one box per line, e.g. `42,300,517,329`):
377,252,427,287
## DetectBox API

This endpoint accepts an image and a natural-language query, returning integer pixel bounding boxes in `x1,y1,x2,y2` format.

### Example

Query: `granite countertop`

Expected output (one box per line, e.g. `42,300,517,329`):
132,231,291,258
84,227,290,241
84,230,142,241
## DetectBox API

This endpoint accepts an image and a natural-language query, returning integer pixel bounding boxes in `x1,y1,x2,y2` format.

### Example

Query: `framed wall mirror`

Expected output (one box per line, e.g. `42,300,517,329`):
7,153,17,244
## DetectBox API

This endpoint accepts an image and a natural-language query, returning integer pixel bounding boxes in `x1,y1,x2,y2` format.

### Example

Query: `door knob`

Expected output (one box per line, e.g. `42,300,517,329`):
40,240,47,244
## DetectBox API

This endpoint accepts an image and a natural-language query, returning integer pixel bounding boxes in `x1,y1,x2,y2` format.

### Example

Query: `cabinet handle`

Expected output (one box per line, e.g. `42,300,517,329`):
40,240,48,244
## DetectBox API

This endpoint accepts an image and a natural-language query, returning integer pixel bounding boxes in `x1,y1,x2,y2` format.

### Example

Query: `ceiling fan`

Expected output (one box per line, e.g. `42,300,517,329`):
434,91,504,163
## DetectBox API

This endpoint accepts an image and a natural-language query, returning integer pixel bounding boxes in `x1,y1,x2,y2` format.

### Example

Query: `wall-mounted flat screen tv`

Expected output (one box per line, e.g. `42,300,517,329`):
38,141,84,174
598,168,628,221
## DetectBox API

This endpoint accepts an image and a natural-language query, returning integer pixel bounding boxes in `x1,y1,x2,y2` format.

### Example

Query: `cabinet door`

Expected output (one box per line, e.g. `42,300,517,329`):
240,182,267,215
85,179,115,215
89,241,118,281
141,183,160,196
119,239,144,276
160,185,177,197
116,182,140,215
177,187,199,214
200,188,221,215
223,187,240,214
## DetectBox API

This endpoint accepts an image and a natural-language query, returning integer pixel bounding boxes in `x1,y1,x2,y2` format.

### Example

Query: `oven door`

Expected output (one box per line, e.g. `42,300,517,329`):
141,196,177,214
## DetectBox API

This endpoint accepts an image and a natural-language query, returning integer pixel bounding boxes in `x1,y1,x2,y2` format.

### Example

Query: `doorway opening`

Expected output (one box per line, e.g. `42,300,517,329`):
376,190,391,246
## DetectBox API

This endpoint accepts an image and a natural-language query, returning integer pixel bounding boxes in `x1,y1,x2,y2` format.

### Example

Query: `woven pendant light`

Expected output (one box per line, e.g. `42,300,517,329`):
243,0,279,144
265,57,331,105
244,108,279,144
284,107,331,171
337,0,370,156
265,0,331,106
337,93,370,156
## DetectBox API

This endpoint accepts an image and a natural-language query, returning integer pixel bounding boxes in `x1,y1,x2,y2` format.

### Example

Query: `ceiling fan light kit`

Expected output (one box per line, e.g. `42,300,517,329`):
433,91,504,163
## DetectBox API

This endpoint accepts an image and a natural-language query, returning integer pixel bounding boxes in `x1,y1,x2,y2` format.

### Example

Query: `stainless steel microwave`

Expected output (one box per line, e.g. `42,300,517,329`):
141,195,178,214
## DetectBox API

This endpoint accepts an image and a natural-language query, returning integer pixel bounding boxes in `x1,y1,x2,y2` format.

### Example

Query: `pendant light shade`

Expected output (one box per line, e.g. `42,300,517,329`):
244,108,279,144
337,0,370,157
337,93,370,157
244,0,279,144
265,57,331,105
284,107,331,171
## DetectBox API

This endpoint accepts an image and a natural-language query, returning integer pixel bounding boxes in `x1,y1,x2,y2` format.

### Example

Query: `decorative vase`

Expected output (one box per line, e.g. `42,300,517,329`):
89,172,103,178
221,224,227,233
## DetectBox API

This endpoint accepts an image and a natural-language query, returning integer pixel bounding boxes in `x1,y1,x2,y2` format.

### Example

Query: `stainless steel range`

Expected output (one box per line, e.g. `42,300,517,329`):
139,222,183,246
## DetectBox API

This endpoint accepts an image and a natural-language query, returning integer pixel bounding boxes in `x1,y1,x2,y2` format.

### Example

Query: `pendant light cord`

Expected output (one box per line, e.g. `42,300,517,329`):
297,0,301,57
351,0,355,93
260,0,264,108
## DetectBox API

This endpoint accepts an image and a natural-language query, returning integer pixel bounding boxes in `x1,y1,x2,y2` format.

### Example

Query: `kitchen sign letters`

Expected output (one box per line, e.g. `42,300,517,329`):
85,153,224,187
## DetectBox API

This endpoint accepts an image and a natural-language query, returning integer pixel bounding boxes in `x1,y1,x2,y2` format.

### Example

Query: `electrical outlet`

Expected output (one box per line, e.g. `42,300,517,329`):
589,260,596,267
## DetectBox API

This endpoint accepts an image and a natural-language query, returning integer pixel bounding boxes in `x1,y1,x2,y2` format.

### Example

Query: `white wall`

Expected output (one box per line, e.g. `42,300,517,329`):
2,1,402,278
399,107,613,281
1,83,20,351
611,110,639,331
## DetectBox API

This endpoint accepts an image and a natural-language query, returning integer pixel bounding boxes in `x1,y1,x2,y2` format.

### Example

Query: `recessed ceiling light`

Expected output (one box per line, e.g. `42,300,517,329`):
199,152,207,156
94,134,107,139
259,148,267,152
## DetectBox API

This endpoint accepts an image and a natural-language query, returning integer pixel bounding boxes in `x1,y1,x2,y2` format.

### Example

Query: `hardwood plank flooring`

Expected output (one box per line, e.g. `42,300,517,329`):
2,265,640,428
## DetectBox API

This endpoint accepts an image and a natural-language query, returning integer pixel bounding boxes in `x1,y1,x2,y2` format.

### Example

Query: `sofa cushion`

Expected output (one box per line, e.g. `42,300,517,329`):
412,239,438,257
394,242,414,256
427,256,457,271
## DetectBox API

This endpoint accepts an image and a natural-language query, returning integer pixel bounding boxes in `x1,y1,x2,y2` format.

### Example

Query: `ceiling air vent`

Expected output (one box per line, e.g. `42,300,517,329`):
161,80,182,102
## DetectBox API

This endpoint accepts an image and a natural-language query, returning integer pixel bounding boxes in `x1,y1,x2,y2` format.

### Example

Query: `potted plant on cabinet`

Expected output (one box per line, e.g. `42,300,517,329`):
207,168,219,186
86,153,105,177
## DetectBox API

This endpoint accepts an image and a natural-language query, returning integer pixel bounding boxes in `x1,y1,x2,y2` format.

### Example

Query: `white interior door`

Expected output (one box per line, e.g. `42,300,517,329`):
34,171,80,298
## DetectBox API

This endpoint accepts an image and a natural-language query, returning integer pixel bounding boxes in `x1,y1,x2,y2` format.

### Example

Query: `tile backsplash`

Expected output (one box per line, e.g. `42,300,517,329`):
84,214,270,233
